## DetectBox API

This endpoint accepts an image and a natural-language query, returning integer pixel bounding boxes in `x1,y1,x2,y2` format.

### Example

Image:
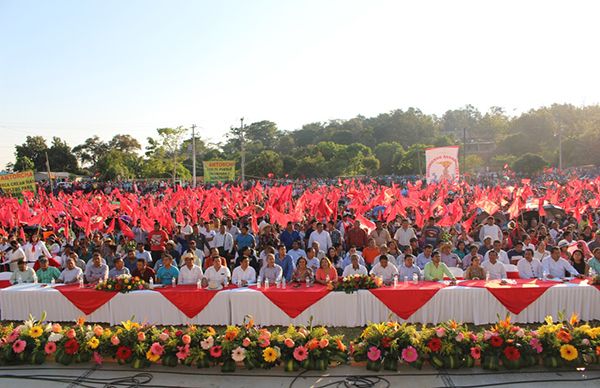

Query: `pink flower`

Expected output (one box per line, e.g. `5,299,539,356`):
242,337,251,347
93,351,103,365
515,329,525,338
530,338,543,354
159,332,169,342
209,345,222,358
137,332,146,342
483,330,493,341
582,338,590,346
45,341,57,355
51,323,62,333
258,338,270,348
66,329,76,339
176,344,190,360
284,338,295,348
181,334,191,345
293,346,308,362
111,336,120,346
455,332,464,342
469,333,478,342
470,347,481,360
367,346,381,362
401,346,418,363
12,340,26,354
435,327,446,338
7,329,20,343
150,342,164,355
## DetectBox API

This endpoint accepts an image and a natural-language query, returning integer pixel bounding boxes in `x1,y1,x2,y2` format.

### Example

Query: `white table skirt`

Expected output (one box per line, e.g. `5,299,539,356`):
1,283,599,326
228,288,361,326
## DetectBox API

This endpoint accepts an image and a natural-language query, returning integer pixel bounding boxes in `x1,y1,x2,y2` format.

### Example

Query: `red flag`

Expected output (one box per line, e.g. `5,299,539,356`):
118,219,135,240
508,197,521,220
537,198,546,217
355,214,375,234
105,217,116,234
462,212,477,234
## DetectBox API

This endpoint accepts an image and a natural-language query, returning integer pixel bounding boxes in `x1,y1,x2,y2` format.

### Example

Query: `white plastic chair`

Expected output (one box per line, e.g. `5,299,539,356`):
503,264,518,272
448,267,464,278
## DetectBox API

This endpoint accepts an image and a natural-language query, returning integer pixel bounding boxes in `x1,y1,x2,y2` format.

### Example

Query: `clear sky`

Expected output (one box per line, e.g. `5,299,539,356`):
1,0,599,168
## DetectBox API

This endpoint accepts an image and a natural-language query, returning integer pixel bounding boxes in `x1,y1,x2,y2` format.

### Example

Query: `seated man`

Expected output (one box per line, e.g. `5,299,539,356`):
156,255,180,285
131,258,156,283
84,252,109,284
258,253,283,284
108,256,130,279
516,248,542,279
203,248,228,271
202,255,231,287
178,254,203,285
10,258,37,284
231,255,257,286
370,255,399,285
481,250,507,280
542,247,584,279
424,250,456,282
58,257,83,284
398,254,422,281
342,253,368,277
36,256,61,283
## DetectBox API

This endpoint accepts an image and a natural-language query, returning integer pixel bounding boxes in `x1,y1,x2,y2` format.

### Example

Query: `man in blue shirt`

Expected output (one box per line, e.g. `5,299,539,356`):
287,240,306,266
235,225,255,256
274,244,294,282
279,222,301,250
156,255,180,285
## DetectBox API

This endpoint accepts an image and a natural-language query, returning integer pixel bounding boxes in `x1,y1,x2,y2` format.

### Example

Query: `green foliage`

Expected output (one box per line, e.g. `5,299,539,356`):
511,153,548,174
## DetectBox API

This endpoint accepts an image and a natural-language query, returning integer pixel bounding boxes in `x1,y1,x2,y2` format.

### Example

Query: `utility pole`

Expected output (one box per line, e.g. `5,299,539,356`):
555,126,563,170
191,124,197,188
45,151,53,192
462,127,467,174
240,117,245,183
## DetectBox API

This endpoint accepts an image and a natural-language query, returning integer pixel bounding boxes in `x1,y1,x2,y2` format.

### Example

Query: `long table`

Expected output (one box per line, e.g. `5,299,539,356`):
1,280,598,326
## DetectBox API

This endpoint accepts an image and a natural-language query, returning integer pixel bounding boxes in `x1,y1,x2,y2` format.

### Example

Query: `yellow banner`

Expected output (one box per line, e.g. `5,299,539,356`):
203,161,236,183
0,171,36,196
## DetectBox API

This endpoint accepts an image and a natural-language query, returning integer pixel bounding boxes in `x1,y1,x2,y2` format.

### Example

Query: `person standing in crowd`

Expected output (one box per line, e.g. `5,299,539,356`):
147,222,169,264
308,222,332,251
345,220,368,250
479,216,502,242
370,221,391,247
421,217,442,248
394,219,417,250
22,234,51,268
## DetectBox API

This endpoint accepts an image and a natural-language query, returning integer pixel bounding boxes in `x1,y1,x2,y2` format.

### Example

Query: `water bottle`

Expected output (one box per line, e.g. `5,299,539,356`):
305,276,310,287
403,275,408,285
50,278,55,285
325,274,330,283
16,273,22,284
171,277,176,287
485,272,490,281
149,277,154,289
412,273,418,284
282,277,286,289
265,278,270,288
393,274,398,288
276,278,281,288
224,278,229,288
79,277,84,288
196,280,202,289
257,276,262,289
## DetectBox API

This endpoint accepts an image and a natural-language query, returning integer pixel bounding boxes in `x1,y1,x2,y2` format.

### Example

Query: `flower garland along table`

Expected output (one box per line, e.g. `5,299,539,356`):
0,313,598,372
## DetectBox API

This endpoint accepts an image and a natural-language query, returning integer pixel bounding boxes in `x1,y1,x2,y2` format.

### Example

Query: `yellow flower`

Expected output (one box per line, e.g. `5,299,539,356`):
560,344,578,361
121,320,140,331
206,326,216,337
87,337,100,349
262,347,278,363
569,313,579,326
29,325,44,338
146,349,160,362
544,315,553,325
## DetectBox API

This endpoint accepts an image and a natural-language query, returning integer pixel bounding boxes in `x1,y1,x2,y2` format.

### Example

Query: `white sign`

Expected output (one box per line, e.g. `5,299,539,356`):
425,146,460,183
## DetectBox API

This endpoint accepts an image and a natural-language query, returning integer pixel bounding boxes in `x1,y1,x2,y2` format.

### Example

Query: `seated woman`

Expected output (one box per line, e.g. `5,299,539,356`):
314,257,338,285
464,256,486,280
291,257,314,283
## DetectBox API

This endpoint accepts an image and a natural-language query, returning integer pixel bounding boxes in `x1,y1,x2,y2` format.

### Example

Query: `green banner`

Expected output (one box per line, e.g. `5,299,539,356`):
203,161,236,183
0,171,36,196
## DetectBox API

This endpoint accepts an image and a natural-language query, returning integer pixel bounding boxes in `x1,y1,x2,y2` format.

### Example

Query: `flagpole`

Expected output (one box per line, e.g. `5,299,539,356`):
191,124,197,188
240,117,245,184
45,151,53,192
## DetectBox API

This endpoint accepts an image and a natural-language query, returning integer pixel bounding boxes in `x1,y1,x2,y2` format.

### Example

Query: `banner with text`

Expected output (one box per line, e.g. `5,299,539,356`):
425,146,460,183
0,171,36,196
203,161,236,183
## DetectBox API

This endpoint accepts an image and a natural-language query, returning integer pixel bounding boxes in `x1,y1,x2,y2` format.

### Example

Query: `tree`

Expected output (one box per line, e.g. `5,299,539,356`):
47,137,78,173
14,136,48,171
148,127,188,182
246,150,283,177
108,134,141,153
73,136,109,167
511,153,548,174
13,156,35,172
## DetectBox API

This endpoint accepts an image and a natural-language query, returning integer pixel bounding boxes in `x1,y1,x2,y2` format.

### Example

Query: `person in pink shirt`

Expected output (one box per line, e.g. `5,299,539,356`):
315,257,338,285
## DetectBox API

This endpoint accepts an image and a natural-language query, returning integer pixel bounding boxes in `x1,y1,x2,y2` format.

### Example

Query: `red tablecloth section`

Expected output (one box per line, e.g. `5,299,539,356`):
155,285,234,318
0,280,11,289
369,282,447,319
57,285,118,315
250,284,331,318
568,277,600,291
458,279,557,314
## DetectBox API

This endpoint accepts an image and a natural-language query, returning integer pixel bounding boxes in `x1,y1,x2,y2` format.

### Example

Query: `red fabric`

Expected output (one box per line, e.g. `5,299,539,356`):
156,284,234,318
569,277,600,291
0,280,11,289
57,284,118,315
459,279,557,314
506,271,521,279
33,257,61,271
369,282,447,319
250,284,330,318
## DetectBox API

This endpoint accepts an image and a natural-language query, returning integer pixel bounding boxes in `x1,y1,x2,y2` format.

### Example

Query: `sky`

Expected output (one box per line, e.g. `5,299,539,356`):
1,0,599,168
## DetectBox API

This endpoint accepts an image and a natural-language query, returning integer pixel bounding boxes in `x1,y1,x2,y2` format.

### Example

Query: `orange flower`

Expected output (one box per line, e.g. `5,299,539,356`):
206,327,216,337
499,316,511,329
557,329,572,343
569,313,579,326
308,339,319,350
449,320,459,329
225,327,239,341
319,338,329,349
595,346,600,356
336,338,346,352
245,317,255,329
76,316,86,327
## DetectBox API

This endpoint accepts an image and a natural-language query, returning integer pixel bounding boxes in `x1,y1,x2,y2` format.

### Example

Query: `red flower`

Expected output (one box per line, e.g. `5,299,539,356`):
503,346,521,361
115,283,122,291
209,345,223,358
116,346,132,361
427,338,442,352
490,336,504,348
175,330,183,337
65,339,80,355
381,337,392,348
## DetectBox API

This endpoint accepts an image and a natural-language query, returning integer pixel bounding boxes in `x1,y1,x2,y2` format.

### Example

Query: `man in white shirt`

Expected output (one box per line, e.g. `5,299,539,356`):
287,240,306,267
542,247,583,279
202,257,231,287
372,245,396,266
213,225,234,259
308,223,332,251
5,240,25,273
481,250,507,280
231,256,257,286
178,254,203,285
479,216,502,242
10,259,37,284
305,247,320,272
393,219,417,249
517,248,542,279
369,255,399,285
135,243,153,265
483,240,509,264
342,254,368,277
59,257,83,284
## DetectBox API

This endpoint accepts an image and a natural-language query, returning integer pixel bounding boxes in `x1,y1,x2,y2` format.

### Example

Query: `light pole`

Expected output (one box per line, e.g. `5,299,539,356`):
554,126,563,170
191,124,197,187
462,127,467,174
240,117,245,183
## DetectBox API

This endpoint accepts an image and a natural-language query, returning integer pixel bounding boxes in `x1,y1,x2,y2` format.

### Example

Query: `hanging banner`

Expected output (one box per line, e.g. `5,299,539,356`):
425,146,460,183
203,161,236,183
0,171,36,196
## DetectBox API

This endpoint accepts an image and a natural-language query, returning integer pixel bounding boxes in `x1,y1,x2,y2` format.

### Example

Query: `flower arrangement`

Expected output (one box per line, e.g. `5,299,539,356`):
95,275,148,293
0,314,599,371
351,322,420,371
333,274,382,294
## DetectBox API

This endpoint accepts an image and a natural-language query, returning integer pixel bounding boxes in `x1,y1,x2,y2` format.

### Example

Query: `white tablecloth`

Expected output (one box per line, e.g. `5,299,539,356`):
1,282,599,326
